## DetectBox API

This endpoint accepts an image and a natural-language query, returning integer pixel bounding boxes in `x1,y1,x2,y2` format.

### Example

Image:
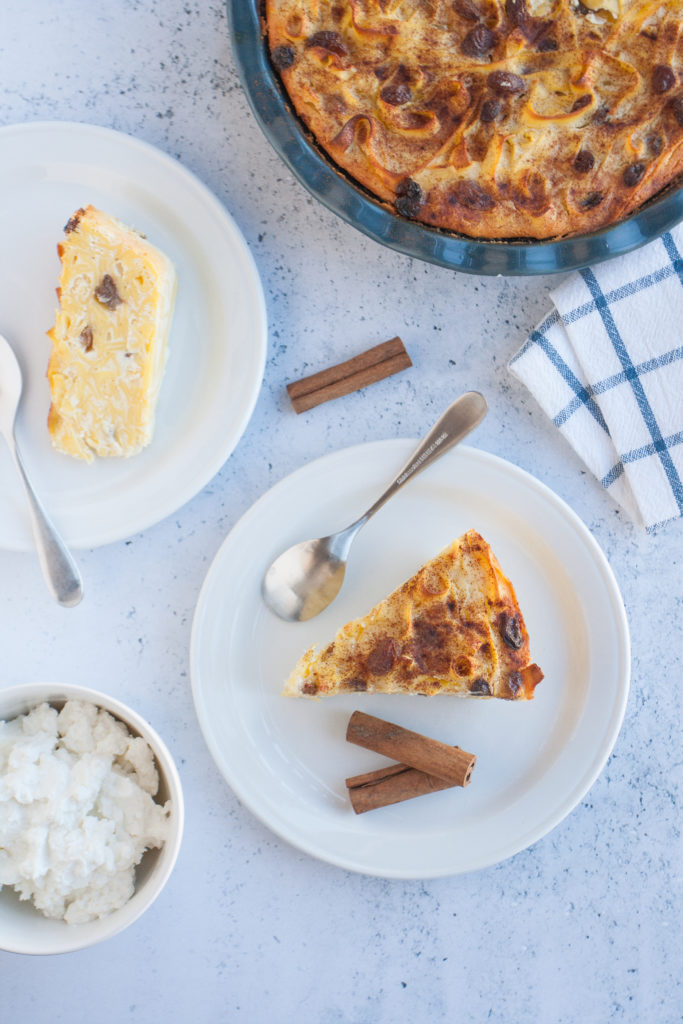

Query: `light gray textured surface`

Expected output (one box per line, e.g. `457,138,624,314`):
0,2,681,1022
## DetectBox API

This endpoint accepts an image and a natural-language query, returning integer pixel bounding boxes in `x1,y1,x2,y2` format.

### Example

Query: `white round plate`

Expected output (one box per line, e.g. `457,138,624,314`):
190,441,630,878
0,121,267,549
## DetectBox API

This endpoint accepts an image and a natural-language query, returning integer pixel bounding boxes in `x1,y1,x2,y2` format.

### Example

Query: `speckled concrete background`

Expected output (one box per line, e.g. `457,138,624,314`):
0,2,681,1022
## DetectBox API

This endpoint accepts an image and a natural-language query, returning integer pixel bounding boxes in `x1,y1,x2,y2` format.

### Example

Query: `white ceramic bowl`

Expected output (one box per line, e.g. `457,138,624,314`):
0,682,184,955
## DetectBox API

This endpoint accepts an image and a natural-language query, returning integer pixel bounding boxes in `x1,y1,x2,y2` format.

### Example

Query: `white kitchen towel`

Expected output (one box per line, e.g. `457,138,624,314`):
509,225,683,531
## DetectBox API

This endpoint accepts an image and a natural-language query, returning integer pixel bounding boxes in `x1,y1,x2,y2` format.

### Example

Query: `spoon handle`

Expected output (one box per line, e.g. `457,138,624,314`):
354,390,488,528
11,439,83,607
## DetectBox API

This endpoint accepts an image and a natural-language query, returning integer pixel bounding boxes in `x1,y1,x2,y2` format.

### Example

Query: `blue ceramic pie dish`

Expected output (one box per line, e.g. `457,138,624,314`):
227,0,683,277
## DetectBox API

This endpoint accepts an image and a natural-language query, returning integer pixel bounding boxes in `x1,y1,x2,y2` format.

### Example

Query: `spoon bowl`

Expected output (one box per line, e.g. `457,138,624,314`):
262,391,487,621
263,527,355,622
0,333,83,606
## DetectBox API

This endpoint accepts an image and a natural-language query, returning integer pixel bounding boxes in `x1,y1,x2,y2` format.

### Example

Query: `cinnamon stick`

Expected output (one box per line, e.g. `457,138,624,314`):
346,710,476,787
346,761,461,814
287,336,412,413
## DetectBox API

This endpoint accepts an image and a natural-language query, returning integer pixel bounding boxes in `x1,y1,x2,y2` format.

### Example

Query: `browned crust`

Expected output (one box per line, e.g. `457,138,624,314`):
265,0,683,240
284,529,544,700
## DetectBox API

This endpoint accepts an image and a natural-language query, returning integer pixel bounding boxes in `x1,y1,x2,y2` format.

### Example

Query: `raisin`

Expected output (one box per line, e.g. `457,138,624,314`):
500,613,524,649
669,97,683,127
395,178,425,218
367,638,399,676
571,94,592,111
64,209,85,234
306,30,348,57
380,82,412,105
573,149,595,173
452,0,480,20
480,98,501,123
451,180,496,210
592,104,610,125
301,681,318,696
271,45,295,71
581,191,604,209
345,678,367,691
461,25,495,58
623,162,645,187
649,134,663,155
469,677,491,695
488,70,525,95
537,36,558,51
507,672,522,697
652,65,675,94
94,274,123,310
506,0,529,29
79,326,94,352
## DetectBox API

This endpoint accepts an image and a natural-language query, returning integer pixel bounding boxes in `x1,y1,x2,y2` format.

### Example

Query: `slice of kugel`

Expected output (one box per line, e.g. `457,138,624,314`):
47,205,177,462
283,529,543,700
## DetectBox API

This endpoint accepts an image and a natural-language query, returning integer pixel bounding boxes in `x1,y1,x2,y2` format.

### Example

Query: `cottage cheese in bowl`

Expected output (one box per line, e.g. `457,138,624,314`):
0,700,171,924
0,683,184,955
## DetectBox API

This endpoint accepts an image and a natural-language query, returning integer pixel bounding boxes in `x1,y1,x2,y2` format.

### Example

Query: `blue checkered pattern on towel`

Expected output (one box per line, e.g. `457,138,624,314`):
510,225,683,531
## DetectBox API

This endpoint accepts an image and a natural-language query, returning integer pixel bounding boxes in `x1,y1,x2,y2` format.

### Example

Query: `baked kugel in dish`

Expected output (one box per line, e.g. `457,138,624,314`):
283,530,544,699
265,0,683,240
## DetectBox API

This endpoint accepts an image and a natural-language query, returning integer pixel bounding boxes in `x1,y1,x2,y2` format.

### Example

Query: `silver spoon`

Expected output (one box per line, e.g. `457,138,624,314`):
263,390,488,621
0,333,83,606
